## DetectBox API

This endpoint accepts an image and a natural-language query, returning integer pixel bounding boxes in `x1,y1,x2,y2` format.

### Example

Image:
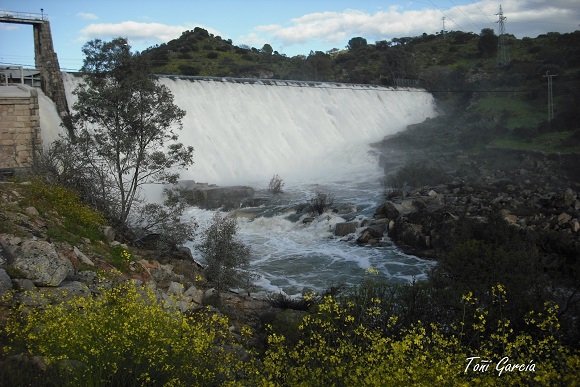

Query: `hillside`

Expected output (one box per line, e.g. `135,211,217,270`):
143,28,580,155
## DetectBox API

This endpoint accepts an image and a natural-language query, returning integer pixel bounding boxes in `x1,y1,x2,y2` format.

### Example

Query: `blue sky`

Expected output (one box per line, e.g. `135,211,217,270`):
1,0,579,71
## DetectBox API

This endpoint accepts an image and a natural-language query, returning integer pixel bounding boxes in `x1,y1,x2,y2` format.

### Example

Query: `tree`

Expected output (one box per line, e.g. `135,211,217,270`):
197,213,252,292
261,43,273,56
71,38,194,227
478,28,498,59
347,37,367,50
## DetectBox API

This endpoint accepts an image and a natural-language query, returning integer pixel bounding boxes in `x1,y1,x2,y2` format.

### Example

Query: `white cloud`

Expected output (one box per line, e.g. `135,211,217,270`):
249,0,580,52
79,21,222,46
77,12,99,20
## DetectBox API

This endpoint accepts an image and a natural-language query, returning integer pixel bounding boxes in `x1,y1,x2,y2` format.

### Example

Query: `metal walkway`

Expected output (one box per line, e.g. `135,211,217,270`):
0,10,46,24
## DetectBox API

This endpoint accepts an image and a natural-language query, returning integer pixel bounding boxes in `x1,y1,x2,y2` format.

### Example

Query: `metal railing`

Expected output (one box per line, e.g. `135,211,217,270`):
0,10,47,21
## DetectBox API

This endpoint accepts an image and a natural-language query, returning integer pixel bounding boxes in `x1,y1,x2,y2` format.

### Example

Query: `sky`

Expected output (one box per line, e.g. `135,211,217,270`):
1,0,579,72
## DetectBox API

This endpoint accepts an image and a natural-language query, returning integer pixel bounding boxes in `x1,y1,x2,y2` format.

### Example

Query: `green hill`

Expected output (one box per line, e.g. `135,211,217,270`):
143,28,580,154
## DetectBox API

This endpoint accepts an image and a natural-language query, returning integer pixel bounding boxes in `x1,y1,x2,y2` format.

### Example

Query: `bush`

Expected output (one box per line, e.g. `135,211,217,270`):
197,213,252,292
19,179,105,241
268,174,284,194
309,191,335,215
250,287,580,386
3,282,245,385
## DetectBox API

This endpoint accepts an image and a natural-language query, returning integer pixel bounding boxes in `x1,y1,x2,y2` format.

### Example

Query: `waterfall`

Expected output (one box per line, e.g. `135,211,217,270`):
62,74,436,187
56,73,438,296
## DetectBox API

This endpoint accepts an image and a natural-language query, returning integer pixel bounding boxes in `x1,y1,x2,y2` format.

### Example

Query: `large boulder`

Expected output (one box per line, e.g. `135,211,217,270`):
9,240,73,286
177,181,255,210
334,222,359,237
0,268,13,295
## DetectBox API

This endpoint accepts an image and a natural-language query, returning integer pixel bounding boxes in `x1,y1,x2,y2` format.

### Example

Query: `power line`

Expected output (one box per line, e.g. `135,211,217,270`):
448,0,483,31
470,0,495,25
428,0,466,32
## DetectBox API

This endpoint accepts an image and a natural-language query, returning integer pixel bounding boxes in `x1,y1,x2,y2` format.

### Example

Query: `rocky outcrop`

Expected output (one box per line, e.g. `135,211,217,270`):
334,221,359,237
362,177,580,268
177,180,259,210
2,238,73,287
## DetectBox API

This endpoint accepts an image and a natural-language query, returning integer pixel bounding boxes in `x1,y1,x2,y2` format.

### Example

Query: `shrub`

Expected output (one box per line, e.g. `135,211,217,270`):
268,174,284,194
197,213,252,292
132,188,198,256
3,282,246,386
19,179,105,242
251,286,580,386
309,191,335,215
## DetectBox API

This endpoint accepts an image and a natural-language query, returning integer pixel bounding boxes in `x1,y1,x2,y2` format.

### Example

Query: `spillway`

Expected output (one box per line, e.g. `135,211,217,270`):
59,73,438,296
62,74,436,187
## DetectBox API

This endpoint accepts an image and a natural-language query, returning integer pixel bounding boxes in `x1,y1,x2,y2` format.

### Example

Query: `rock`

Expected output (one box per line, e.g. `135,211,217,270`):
334,222,359,237
178,181,255,210
0,268,13,294
504,214,518,224
73,246,94,266
203,288,220,306
42,281,91,301
103,226,115,241
357,230,372,245
184,285,203,305
10,240,73,287
0,235,16,266
571,219,580,233
562,188,576,206
168,281,184,296
24,206,39,217
374,201,404,219
12,278,36,291
558,213,572,224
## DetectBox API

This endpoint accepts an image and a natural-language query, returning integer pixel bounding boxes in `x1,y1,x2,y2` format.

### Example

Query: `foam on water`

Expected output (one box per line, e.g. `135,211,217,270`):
58,73,438,296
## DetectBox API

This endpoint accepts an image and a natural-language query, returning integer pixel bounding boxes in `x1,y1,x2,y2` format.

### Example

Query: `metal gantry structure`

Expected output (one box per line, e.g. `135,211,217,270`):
543,70,557,122
496,5,510,67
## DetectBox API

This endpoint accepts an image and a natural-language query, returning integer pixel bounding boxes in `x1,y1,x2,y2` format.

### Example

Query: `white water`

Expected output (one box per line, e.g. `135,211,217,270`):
158,77,436,186
59,73,438,297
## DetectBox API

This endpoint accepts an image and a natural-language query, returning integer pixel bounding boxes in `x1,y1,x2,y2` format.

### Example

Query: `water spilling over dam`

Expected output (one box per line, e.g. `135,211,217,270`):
57,74,438,296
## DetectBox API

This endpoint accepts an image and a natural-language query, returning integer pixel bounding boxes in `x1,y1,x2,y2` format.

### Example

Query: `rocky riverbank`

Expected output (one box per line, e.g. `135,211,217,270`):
350,136,580,279
0,181,275,346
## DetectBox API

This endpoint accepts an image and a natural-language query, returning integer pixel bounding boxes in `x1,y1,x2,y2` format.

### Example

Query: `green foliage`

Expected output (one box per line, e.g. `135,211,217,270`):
3,282,245,386
20,180,105,229
347,37,368,50
478,28,498,58
108,245,133,271
197,213,252,291
250,287,580,386
386,161,448,189
73,38,193,226
3,279,579,385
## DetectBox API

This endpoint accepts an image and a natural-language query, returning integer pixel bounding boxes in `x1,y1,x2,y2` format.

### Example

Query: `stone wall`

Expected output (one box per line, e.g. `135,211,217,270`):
33,21,71,135
0,86,41,171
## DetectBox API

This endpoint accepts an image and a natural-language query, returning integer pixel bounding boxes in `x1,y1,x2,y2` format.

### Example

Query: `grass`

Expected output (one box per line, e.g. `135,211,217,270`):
492,131,580,153
476,94,546,130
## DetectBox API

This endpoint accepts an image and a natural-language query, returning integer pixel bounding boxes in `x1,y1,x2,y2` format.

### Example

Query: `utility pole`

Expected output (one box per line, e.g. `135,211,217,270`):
442,17,446,39
496,5,509,66
543,70,557,122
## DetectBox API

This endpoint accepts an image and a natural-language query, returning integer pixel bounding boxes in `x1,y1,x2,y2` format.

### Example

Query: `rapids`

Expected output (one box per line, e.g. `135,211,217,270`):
59,73,438,297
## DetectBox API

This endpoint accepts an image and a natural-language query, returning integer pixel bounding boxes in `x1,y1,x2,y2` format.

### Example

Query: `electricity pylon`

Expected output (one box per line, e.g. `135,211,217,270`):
496,5,510,66
543,70,557,122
